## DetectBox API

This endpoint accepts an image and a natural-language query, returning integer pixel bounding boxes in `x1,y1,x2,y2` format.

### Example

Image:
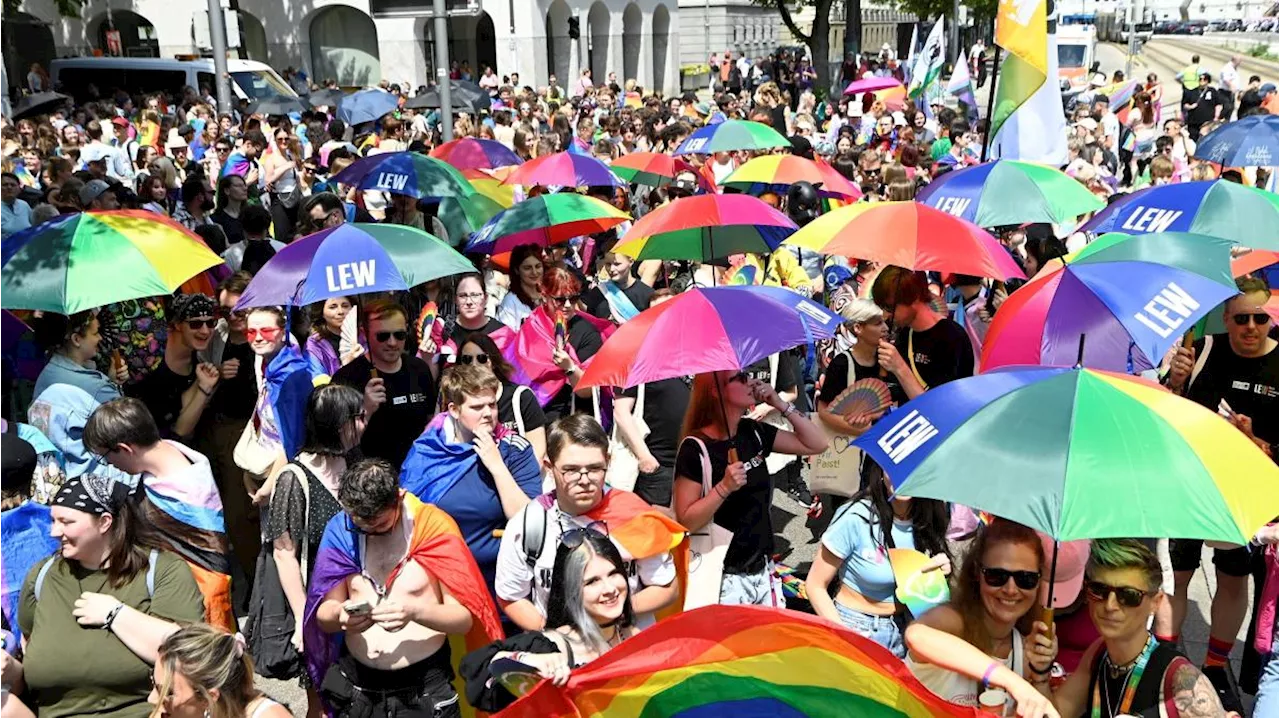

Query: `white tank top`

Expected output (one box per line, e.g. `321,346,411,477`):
907,628,1025,710
248,697,282,718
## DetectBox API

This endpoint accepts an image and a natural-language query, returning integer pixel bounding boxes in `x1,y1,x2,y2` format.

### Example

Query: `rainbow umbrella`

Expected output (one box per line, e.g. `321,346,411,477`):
502,151,622,188
578,286,839,390
609,152,696,187
915,160,1105,227
784,201,1025,280
1079,180,1279,250
721,154,863,200
855,365,1278,543
429,137,522,171
329,150,473,199
612,194,797,262
673,119,790,154
1193,114,1280,167
874,85,908,111
980,231,1237,373
234,223,474,308
1234,249,1279,288
1,211,223,314
1190,250,1280,336
465,194,631,254
462,168,516,208
505,605,974,716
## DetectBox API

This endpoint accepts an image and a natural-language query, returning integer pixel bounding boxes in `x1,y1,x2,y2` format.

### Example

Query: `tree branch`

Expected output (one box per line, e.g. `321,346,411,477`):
772,0,812,44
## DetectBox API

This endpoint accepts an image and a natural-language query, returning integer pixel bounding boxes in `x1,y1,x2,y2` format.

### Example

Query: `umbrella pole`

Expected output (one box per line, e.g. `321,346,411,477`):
1042,539,1060,639
1075,334,1086,368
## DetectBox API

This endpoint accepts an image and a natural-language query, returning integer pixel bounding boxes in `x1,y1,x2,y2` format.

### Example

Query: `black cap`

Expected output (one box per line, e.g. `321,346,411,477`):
788,135,815,160
1,433,37,495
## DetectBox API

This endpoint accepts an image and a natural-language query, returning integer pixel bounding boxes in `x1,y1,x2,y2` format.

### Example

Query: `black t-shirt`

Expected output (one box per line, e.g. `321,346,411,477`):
1186,338,1278,449
744,353,799,393
126,354,196,437
543,314,604,422
675,418,779,574
1186,87,1221,130
621,376,691,469
1239,88,1264,116
496,379,546,436
206,340,256,421
447,317,508,349
584,280,655,322
211,209,246,247
818,351,909,409
333,355,438,469
894,318,974,391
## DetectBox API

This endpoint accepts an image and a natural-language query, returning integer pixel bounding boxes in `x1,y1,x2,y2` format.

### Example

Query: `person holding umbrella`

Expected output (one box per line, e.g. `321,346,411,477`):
870,267,974,399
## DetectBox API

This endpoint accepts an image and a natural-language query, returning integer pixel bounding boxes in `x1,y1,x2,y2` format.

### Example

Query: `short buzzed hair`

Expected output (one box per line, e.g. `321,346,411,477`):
338,459,400,521
440,362,500,407
1086,539,1162,593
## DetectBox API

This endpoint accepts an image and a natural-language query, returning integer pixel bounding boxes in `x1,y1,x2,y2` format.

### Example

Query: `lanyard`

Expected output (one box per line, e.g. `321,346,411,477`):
1091,635,1157,718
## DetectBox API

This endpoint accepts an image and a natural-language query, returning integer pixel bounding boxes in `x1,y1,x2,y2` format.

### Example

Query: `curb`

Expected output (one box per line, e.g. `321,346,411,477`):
1143,39,1276,78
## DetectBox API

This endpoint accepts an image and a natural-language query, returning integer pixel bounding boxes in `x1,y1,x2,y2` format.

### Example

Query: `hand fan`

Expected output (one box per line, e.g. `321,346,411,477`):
829,377,892,417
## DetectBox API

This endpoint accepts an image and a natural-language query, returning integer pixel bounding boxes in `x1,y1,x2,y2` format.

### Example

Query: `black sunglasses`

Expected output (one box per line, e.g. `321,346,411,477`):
185,318,217,330
216,146,231,153
561,521,608,549
374,330,408,343
728,371,750,384
1231,313,1271,326
459,353,490,365
1085,580,1150,608
980,567,1041,591
548,294,579,305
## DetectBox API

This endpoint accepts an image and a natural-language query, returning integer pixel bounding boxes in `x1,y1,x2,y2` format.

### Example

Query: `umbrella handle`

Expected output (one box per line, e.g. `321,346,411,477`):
727,447,739,464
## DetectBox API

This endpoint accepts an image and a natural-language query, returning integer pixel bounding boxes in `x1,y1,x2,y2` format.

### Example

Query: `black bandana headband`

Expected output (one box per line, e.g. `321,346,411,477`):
170,293,217,323
53,474,130,515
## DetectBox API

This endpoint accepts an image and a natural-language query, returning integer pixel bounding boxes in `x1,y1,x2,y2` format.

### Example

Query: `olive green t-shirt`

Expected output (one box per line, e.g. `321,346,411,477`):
18,551,205,718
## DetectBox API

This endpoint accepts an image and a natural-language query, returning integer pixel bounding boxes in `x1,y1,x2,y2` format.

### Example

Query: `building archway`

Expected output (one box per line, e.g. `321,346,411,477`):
474,11,497,78
89,10,159,57
545,0,571,86
587,2,610,83
652,4,670,95
4,12,55,90
621,3,641,85
309,6,379,87
237,10,268,62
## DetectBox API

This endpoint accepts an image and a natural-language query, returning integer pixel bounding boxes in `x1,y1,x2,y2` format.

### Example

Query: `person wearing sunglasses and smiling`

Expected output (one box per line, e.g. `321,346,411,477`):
333,299,439,469
539,267,612,422
1163,276,1277,710
903,519,1059,717
126,293,222,441
457,332,547,463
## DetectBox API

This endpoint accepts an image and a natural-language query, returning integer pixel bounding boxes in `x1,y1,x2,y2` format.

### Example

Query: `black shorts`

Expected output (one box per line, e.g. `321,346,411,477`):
633,465,674,508
320,644,459,718
1169,539,1253,578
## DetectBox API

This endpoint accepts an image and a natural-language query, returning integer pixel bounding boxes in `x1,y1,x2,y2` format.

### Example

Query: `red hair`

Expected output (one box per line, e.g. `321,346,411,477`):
540,266,582,298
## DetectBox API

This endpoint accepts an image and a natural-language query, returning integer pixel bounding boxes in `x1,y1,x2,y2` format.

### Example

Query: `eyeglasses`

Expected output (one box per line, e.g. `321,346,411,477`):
275,135,288,142
217,306,246,320
1085,580,1151,608
556,465,607,483
457,292,485,304
561,520,608,548
216,147,231,154
728,371,750,384
1231,313,1271,327
374,330,408,343
185,318,217,330
979,566,1042,591
548,294,579,306
246,326,282,341
459,353,490,365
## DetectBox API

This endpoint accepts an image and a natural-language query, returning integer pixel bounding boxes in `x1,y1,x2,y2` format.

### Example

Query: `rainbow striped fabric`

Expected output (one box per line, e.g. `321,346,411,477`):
499,605,976,717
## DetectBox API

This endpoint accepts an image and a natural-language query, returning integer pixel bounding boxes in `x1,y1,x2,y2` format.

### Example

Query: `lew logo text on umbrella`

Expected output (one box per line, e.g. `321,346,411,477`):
374,172,410,192
326,260,377,292
1119,207,1183,233
933,196,971,217
878,410,939,464
1133,281,1199,339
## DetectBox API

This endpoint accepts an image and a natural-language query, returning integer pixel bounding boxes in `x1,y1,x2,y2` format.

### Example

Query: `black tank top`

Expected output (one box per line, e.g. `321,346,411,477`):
1083,640,1188,718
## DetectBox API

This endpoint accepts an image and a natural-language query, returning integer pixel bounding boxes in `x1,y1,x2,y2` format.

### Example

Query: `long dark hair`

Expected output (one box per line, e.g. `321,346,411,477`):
101,495,167,588
508,244,545,308
300,383,364,455
459,332,516,383
545,532,635,654
843,466,950,562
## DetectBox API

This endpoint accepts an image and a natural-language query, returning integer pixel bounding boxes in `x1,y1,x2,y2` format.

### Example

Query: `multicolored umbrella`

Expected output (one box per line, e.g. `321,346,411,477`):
234,223,474,308
855,365,1278,542
1079,180,1279,250
784,201,1025,280
980,231,1238,373
609,152,696,187
1193,114,1279,167
721,155,863,200
915,159,1105,227
611,194,797,262
329,151,474,200
429,138,523,171
673,119,790,155
502,151,622,188
465,194,631,254
875,85,908,111
462,168,516,208
1,211,223,314
843,77,903,95
1234,249,1279,289
578,286,839,390
1191,251,1280,336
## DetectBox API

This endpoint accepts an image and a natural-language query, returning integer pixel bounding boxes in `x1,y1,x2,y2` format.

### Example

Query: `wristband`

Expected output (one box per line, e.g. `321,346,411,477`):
1029,662,1053,675
102,603,124,632
715,484,730,499
198,385,212,397
980,661,999,690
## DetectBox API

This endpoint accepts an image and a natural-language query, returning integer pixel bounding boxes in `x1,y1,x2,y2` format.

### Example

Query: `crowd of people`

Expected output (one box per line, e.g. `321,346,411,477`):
0,41,1276,718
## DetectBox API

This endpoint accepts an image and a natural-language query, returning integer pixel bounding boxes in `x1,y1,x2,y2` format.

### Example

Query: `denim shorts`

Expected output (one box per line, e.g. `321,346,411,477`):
719,561,786,607
835,602,905,659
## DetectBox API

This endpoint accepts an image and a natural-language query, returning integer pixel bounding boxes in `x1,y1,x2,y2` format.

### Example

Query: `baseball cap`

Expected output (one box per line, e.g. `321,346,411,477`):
79,179,112,206
1075,117,1099,132
1038,533,1091,608
111,116,129,128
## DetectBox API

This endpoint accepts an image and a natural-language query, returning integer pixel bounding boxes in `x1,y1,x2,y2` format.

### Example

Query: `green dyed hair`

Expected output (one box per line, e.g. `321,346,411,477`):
1085,539,1162,593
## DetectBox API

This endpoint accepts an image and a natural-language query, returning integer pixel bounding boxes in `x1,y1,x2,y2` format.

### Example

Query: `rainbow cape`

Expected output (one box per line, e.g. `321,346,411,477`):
303,493,504,709
499,605,977,717
503,306,616,406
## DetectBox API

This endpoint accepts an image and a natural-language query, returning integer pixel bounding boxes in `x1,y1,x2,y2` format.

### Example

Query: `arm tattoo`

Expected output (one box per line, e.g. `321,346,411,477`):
1170,663,1227,718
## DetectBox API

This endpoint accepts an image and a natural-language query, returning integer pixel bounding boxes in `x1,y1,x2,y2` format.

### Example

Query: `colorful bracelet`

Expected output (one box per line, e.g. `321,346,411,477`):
980,661,999,691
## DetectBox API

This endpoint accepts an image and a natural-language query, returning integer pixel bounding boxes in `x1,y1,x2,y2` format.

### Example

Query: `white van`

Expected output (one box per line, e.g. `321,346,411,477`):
50,57,296,104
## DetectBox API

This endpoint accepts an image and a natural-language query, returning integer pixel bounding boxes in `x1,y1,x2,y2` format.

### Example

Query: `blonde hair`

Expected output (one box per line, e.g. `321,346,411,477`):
151,624,260,718
838,297,883,325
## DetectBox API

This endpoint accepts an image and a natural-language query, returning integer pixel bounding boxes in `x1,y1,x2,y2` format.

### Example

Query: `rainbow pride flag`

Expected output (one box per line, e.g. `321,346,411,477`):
499,605,977,717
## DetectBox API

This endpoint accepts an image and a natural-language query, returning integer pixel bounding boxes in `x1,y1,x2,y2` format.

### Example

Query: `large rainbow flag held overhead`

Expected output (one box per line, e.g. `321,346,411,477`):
498,605,978,717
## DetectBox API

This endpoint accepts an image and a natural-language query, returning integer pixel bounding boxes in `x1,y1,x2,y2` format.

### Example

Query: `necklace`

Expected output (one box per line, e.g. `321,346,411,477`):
1090,635,1157,718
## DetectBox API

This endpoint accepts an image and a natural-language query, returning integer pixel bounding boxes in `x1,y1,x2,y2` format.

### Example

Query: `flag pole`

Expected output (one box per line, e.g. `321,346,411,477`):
979,45,1003,162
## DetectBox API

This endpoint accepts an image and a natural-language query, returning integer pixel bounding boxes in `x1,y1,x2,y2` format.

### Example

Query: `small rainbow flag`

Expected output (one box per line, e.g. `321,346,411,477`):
500,605,976,717
416,301,438,346
554,309,568,350
889,548,951,619
725,264,759,286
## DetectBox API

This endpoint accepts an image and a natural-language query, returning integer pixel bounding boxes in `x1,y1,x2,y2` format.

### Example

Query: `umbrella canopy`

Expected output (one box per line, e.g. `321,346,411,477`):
855,365,1278,542
612,194,797,262
465,194,630,254
1079,180,1279,250
578,286,840,390
502,152,622,188
673,119,790,154
1234,249,1279,289
461,168,516,208
430,138,522,171
1193,114,1280,167
337,89,400,125
609,152,696,187
784,201,1026,280
721,155,863,200
915,160,1105,227
980,231,1238,373
234,223,474,308
843,77,903,95
12,91,71,120
875,85,908,111
404,85,487,114
250,95,310,116
1,211,223,314
329,151,474,200
308,88,345,108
